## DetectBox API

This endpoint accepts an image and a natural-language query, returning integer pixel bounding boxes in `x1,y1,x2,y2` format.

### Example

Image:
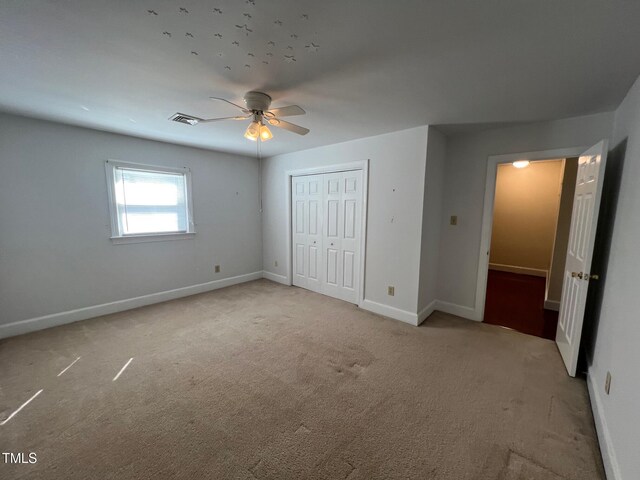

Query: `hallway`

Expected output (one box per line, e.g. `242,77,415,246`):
484,270,559,340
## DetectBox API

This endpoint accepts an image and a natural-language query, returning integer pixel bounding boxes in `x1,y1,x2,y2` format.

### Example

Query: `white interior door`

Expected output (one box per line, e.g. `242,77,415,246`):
556,140,608,376
291,170,363,305
321,171,362,304
292,175,323,293
292,177,307,289
322,173,342,299
336,170,362,304
306,176,323,293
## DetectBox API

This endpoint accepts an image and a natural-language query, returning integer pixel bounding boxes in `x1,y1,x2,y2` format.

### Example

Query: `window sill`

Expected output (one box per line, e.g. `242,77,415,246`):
110,232,195,245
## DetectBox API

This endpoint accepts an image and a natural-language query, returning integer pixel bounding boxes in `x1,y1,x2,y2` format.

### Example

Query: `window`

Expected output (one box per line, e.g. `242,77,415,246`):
105,160,194,243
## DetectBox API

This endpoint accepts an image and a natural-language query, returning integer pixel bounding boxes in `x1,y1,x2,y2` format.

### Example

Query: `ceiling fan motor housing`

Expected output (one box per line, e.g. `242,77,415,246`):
244,91,272,112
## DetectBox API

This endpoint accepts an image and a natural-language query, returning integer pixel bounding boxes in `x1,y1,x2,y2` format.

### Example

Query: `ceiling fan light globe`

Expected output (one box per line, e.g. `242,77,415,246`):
244,133,258,141
259,124,273,141
267,118,280,126
244,121,260,141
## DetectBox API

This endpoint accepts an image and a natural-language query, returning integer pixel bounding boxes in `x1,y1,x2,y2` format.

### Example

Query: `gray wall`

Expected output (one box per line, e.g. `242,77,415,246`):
417,126,446,315
588,75,640,480
437,112,614,313
262,126,429,321
0,114,262,326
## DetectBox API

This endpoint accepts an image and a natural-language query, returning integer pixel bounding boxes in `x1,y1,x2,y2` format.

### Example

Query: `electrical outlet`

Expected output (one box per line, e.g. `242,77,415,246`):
450,215,458,226
388,286,395,296
605,371,611,395
214,265,220,273
274,260,278,267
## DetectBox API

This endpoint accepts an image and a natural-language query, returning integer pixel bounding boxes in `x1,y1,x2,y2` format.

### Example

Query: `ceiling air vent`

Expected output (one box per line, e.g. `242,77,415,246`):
169,113,202,125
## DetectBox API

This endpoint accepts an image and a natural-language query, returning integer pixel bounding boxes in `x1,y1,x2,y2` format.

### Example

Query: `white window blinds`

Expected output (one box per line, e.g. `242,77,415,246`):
113,167,188,235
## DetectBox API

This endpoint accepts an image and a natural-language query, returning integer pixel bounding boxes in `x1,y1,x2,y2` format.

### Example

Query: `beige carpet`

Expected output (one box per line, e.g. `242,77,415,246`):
0,279,604,479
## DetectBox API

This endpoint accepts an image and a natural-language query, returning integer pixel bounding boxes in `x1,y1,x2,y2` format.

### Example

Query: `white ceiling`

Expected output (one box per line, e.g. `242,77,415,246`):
1,0,639,157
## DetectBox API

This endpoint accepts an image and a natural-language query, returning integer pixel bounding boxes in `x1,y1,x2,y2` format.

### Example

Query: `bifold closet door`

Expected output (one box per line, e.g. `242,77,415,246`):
292,174,323,293
322,170,362,304
292,170,362,304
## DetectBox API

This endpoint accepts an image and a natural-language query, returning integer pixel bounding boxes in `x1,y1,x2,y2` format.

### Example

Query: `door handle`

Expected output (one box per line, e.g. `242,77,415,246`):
313,241,316,244
330,242,334,246
572,272,599,281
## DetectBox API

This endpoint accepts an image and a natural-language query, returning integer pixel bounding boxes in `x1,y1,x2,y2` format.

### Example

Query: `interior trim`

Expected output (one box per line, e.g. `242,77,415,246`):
544,300,560,311
488,263,548,278
587,373,621,480
262,270,289,285
360,299,418,326
435,300,478,321
417,300,437,325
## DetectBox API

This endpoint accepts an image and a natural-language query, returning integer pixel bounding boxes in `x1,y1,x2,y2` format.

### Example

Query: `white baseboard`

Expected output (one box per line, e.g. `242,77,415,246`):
262,270,289,285
0,271,263,340
587,372,621,480
434,300,479,321
544,299,560,311
417,300,437,325
358,299,480,327
360,299,418,326
489,263,548,278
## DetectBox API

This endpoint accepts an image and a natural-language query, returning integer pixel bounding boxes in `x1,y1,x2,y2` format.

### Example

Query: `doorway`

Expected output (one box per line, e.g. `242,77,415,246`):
483,158,578,339
476,142,609,375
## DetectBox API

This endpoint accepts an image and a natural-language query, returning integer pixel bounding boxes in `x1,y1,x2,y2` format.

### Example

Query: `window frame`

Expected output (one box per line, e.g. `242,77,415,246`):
105,159,195,244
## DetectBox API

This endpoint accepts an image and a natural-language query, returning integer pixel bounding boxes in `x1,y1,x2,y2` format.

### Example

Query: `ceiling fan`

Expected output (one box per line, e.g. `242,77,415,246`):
169,91,309,142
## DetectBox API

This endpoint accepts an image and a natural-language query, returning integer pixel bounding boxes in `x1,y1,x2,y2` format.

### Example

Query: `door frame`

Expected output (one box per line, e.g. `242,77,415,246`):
474,146,589,321
285,160,369,307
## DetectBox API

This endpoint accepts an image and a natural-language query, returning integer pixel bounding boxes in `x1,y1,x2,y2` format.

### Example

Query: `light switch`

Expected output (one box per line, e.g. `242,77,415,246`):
450,215,458,226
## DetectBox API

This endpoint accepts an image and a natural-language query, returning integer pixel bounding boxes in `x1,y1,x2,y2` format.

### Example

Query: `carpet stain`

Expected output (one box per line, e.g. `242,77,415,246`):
547,395,556,423
350,362,365,375
502,450,566,480
248,458,263,479
295,423,311,434
344,461,357,479
332,365,344,374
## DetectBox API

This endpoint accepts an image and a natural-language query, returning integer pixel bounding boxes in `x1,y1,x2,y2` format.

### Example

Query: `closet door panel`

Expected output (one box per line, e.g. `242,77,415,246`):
326,248,339,285
322,173,343,299
343,250,355,289
339,171,362,303
306,176,323,292
292,178,307,288
326,200,339,238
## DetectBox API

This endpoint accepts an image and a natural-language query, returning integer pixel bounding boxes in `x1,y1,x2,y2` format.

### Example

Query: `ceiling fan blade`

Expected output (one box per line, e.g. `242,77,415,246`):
200,115,251,123
266,105,306,117
209,96,250,113
268,118,309,135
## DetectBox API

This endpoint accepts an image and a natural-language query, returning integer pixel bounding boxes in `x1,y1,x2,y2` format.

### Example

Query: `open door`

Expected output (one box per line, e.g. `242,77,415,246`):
556,140,608,376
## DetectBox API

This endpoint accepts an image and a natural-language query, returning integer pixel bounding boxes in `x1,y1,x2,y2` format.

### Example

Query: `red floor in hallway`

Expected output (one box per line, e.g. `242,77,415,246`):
483,270,559,340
